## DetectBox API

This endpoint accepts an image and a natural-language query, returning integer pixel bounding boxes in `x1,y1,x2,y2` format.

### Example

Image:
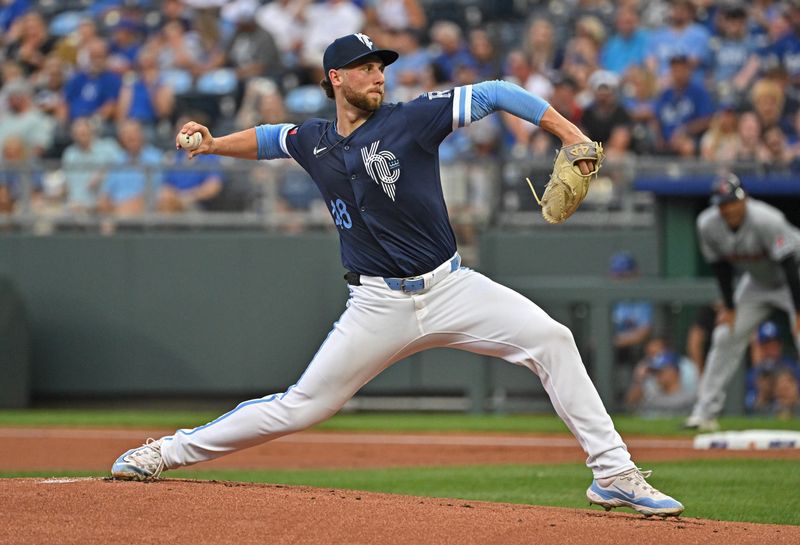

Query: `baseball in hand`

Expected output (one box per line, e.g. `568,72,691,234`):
179,131,203,150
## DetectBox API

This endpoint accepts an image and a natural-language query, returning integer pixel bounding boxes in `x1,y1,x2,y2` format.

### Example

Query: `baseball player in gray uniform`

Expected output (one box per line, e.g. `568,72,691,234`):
686,174,800,430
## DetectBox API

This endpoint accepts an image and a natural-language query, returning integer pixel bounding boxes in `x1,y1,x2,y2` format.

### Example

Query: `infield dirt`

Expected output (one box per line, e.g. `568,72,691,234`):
2,428,799,544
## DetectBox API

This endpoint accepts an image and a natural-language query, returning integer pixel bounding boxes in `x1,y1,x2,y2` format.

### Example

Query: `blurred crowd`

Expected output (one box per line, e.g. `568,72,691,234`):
623,315,799,419
2,0,800,221
607,249,799,419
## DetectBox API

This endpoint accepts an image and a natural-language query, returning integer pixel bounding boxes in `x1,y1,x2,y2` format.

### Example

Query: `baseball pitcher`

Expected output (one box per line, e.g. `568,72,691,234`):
111,34,682,517
686,174,800,430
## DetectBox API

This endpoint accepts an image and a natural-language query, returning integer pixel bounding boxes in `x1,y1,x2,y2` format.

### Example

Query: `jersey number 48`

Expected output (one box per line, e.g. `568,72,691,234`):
330,198,352,229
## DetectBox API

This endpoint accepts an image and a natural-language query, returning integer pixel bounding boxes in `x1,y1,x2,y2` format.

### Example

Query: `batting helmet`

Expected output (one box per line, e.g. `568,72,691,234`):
710,173,746,205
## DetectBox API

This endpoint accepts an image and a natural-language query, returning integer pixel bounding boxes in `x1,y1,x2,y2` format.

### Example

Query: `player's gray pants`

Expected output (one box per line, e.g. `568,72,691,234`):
161,268,634,479
690,274,800,420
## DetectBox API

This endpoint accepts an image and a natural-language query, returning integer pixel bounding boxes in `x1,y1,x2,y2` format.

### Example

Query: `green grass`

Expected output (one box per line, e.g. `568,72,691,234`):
2,410,798,525
5,459,798,525
1,409,799,436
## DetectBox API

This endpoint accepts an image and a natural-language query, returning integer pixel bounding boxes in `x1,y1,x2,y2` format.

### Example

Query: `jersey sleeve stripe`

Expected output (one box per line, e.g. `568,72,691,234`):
279,124,292,156
458,88,465,128
451,85,473,129
255,123,293,160
452,86,462,131
463,84,473,127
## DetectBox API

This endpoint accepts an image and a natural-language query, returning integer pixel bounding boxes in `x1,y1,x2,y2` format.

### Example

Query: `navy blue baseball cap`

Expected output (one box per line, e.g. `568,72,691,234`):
710,173,746,205
757,321,780,343
323,34,399,82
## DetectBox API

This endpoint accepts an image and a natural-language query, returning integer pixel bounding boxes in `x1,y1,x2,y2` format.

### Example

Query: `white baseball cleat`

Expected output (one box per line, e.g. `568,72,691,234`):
111,438,166,480
586,468,684,517
683,415,720,432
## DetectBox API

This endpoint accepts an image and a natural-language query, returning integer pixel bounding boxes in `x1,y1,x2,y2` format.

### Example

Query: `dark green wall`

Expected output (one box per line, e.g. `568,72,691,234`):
0,278,30,407
0,234,346,395
480,228,661,276
0,227,664,410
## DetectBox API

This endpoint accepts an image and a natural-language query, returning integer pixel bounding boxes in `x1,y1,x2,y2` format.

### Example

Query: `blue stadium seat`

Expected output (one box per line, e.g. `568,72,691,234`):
196,69,238,96
48,10,85,36
161,69,193,95
284,85,327,116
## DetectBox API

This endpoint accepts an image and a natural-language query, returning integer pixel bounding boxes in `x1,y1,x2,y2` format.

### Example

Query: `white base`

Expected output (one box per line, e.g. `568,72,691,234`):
693,429,800,450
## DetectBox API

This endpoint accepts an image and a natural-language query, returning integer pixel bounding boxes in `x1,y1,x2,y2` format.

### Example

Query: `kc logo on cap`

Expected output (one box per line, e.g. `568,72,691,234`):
323,34,399,81
354,33,373,49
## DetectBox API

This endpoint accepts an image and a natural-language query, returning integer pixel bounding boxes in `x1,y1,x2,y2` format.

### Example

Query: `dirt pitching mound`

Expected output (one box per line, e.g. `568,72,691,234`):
2,478,797,545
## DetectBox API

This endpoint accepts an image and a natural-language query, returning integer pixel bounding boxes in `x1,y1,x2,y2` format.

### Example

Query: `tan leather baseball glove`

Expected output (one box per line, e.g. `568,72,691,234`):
526,141,605,224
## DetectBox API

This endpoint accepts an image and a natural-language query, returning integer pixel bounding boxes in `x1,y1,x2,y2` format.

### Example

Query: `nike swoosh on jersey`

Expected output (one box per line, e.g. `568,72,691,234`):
314,146,327,156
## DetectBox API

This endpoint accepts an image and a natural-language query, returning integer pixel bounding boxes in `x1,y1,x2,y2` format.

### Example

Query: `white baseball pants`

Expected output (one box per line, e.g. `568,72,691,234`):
690,273,800,420
161,266,634,478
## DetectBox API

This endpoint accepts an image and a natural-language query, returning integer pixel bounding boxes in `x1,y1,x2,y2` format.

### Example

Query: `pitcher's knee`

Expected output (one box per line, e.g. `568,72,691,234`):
542,321,577,352
517,319,579,365
281,402,339,433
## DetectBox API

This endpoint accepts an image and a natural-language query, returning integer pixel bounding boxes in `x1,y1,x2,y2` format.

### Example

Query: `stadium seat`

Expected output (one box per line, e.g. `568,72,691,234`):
196,69,238,96
284,85,327,116
36,0,91,17
48,10,85,37
161,69,193,95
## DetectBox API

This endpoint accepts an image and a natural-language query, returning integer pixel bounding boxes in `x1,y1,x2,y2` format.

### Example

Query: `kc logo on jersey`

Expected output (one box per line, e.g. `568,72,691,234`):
361,140,400,201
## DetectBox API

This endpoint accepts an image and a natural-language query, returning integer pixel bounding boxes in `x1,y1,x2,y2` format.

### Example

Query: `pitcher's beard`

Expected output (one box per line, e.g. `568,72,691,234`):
343,86,383,112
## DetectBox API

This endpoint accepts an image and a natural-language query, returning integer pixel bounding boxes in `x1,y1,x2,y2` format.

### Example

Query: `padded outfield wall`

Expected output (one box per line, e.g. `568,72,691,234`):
0,228,703,411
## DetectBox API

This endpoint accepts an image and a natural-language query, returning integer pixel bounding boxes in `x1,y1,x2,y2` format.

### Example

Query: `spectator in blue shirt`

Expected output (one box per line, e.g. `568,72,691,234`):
621,65,659,154
653,53,715,156
610,253,653,339
159,151,223,213
61,117,119,213
608,250,655,403
382,28,430,102
736,6,796,93
116,45,175,139
746,320,800,419
710,3,759,99
107,19,145,74
429,20,477,83
645,0,711,88
600,5,649,77
468,28,502,81
64,39,122,126
0,0,30,33
99,120,163,217
764,4,800,93
159,118,223,213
